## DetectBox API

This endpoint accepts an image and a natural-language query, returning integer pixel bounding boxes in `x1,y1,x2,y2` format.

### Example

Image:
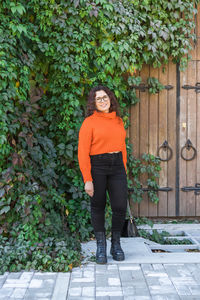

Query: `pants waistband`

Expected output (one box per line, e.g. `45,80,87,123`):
90,151,122,159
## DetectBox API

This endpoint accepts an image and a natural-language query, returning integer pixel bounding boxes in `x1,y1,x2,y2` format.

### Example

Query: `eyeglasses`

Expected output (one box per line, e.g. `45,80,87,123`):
95,95,110,103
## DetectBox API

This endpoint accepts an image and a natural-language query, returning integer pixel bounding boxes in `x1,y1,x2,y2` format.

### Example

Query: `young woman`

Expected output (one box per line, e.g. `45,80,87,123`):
78,85,128,264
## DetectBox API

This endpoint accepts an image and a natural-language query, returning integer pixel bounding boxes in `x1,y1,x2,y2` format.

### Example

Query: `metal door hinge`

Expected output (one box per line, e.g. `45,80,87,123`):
181,183,200,195
182,82,200,93
131,84,173,92
128,187,173,192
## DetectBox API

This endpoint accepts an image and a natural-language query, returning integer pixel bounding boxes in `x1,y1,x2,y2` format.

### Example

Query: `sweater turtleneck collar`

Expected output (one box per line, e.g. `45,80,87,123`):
93,110,116,119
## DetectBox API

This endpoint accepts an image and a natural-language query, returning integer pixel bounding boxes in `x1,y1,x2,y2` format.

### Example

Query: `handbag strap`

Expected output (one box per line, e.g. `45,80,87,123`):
127,198,134,222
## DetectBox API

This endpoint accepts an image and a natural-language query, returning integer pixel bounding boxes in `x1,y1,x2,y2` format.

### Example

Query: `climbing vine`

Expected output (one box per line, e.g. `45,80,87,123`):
0,0,199,272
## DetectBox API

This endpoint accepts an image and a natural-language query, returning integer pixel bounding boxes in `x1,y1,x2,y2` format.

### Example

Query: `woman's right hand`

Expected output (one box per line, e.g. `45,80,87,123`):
85,181,94,197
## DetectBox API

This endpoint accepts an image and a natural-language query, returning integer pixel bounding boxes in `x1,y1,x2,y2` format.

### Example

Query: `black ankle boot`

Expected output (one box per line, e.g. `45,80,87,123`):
110,231,125,261
94,231,107,264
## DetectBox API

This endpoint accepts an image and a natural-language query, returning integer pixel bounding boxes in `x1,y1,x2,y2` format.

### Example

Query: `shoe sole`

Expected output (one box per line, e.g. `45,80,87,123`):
96,260,107,264
96,258,107,264
111,254,125,261
110,250,125,261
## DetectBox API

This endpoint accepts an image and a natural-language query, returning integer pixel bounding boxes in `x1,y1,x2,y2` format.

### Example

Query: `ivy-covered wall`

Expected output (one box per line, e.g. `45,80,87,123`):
0,0,199,272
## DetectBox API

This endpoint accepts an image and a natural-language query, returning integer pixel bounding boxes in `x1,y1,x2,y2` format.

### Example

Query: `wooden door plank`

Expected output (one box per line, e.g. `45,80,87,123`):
189,3,197,61
186,60,197,216
167,62,177,216
130,100,139,157
187,3,200,60
139,64,150,216
197,3,200,37
179,64,188,216
148,66,159,216
127,107,130,139
157,63,168,216
190,45,196,63
130,88,140,216
196,61,200,215
195,4,200,59
196,38,200,60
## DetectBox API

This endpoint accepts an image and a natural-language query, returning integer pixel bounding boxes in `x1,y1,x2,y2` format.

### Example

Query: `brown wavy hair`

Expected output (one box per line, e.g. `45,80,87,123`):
85,85,122,119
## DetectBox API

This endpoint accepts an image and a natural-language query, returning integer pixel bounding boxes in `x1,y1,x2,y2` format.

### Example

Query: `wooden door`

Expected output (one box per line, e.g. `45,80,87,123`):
179,5,200,216
129,4,200,217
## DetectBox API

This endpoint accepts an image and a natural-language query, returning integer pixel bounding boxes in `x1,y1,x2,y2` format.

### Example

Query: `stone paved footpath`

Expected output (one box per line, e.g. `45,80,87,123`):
1,263,200,300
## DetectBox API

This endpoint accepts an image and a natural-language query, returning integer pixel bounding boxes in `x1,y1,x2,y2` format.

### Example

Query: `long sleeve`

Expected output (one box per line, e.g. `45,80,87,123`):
78,118,93,183
122,140,127,174
120,118,127,174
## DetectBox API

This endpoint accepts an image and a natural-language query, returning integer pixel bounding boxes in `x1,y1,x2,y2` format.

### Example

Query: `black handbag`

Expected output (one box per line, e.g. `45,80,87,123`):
121,199,139,237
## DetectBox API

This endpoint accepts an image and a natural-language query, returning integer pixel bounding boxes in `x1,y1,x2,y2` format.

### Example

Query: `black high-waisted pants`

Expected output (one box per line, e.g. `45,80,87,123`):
89,151,127,232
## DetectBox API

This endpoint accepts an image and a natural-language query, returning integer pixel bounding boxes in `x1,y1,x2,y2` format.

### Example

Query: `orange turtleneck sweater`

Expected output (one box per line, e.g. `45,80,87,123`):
78,110,127,183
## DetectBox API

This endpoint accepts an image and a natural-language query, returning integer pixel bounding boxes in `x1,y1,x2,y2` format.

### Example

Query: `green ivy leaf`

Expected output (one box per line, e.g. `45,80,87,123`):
0,206,10,215
10,3,26,15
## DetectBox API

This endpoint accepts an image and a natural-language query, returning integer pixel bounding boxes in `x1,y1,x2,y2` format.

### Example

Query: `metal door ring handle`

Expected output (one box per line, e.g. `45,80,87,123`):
157,140,173,162
181,139,197,161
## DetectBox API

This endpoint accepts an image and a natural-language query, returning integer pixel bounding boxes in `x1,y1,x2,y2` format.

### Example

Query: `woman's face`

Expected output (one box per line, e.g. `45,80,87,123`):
95,90,111,113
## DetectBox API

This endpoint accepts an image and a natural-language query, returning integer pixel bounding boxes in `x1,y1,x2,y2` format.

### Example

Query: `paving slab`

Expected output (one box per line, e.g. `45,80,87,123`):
81,237,200,264
1,223,200,299
1,263,200,299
